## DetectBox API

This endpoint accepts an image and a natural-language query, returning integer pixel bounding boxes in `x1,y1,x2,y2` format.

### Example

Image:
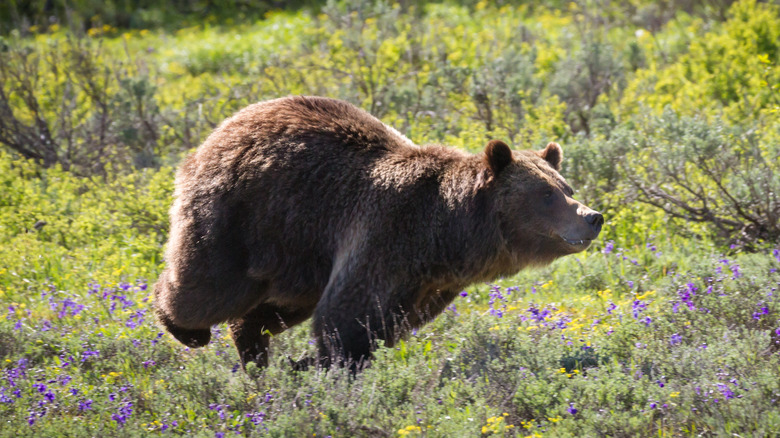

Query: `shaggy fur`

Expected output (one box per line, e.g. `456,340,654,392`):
153,96,603,369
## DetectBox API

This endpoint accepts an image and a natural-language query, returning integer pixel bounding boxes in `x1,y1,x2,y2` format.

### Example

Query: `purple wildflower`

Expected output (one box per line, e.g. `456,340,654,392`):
246,411,265,425
126,309,147,329
111,400,133,426
717,383,735,400
603,241,614,254
646,242,657,252
631,300,647,319
88,282,100,295
59,354,73,368
670,333,682,346
209,403,229,420
527,306,551,322
488,285,506,318
0,388,13,404
81,350,100,361
78,399,93,411
730,264,742,279
752,305,769,320
57,297,83,318
676,283,697,311
567,403,578,415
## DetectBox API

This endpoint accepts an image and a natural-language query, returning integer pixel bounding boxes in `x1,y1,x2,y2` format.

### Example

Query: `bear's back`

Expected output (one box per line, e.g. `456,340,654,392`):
181,96,421,190
224,96,415,157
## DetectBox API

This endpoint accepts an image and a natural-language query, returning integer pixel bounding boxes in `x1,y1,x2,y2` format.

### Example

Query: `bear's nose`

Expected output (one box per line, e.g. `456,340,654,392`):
586,212,604,231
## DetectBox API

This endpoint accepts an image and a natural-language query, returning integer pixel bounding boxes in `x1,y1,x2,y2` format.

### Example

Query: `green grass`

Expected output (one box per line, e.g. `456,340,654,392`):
1,223,779,436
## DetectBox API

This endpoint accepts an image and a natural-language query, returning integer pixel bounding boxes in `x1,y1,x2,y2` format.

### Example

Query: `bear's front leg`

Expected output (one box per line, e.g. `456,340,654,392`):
405,288,460,329
229,304,314,369
312,270,417,372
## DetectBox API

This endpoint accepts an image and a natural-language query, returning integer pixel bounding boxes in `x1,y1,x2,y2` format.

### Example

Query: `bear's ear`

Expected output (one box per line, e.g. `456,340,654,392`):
484,140,513,174
538,141,563,170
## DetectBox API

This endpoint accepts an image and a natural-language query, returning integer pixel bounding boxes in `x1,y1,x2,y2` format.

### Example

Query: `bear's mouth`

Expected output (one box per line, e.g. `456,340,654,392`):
560,236,592,248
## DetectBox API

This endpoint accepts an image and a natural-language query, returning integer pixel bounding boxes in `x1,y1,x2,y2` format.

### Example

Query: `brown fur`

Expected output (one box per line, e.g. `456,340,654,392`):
153,96,603,370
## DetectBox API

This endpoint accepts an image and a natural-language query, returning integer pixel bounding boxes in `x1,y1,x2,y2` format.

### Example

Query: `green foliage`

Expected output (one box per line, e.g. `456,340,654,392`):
0,35,176,174
620,110,780,245
0,152,172,292
0,0,323,34
621,0,780,122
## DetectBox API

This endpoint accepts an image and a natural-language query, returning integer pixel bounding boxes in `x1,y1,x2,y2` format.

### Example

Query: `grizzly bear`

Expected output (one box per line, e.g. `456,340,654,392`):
153,96,603,370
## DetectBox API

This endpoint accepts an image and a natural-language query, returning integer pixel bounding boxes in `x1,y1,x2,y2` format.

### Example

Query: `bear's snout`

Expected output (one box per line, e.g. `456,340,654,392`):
575,205,603,237
586,211,604,233
555,204,604,251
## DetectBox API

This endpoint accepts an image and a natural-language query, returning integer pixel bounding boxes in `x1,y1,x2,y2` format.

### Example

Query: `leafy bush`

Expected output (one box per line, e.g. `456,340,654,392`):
621,0,780,122
0,36,168,174
549,40,624,136
621,110,779,245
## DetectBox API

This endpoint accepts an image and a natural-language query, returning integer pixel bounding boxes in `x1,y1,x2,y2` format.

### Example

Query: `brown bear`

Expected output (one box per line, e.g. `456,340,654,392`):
153,96,603,370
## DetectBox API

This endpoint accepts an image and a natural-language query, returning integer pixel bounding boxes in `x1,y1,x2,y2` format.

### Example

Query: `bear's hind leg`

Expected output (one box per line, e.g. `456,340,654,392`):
229,304,314,369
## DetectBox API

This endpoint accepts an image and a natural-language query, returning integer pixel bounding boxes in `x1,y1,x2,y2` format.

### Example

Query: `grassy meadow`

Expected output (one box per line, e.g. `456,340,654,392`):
1,0,779,436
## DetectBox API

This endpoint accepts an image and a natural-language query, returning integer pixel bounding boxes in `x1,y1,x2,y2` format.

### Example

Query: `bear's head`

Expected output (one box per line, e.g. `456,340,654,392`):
484,140,603,265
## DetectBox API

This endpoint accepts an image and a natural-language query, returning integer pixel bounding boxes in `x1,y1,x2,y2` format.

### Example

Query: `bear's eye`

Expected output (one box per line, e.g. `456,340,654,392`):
543,190,555,205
